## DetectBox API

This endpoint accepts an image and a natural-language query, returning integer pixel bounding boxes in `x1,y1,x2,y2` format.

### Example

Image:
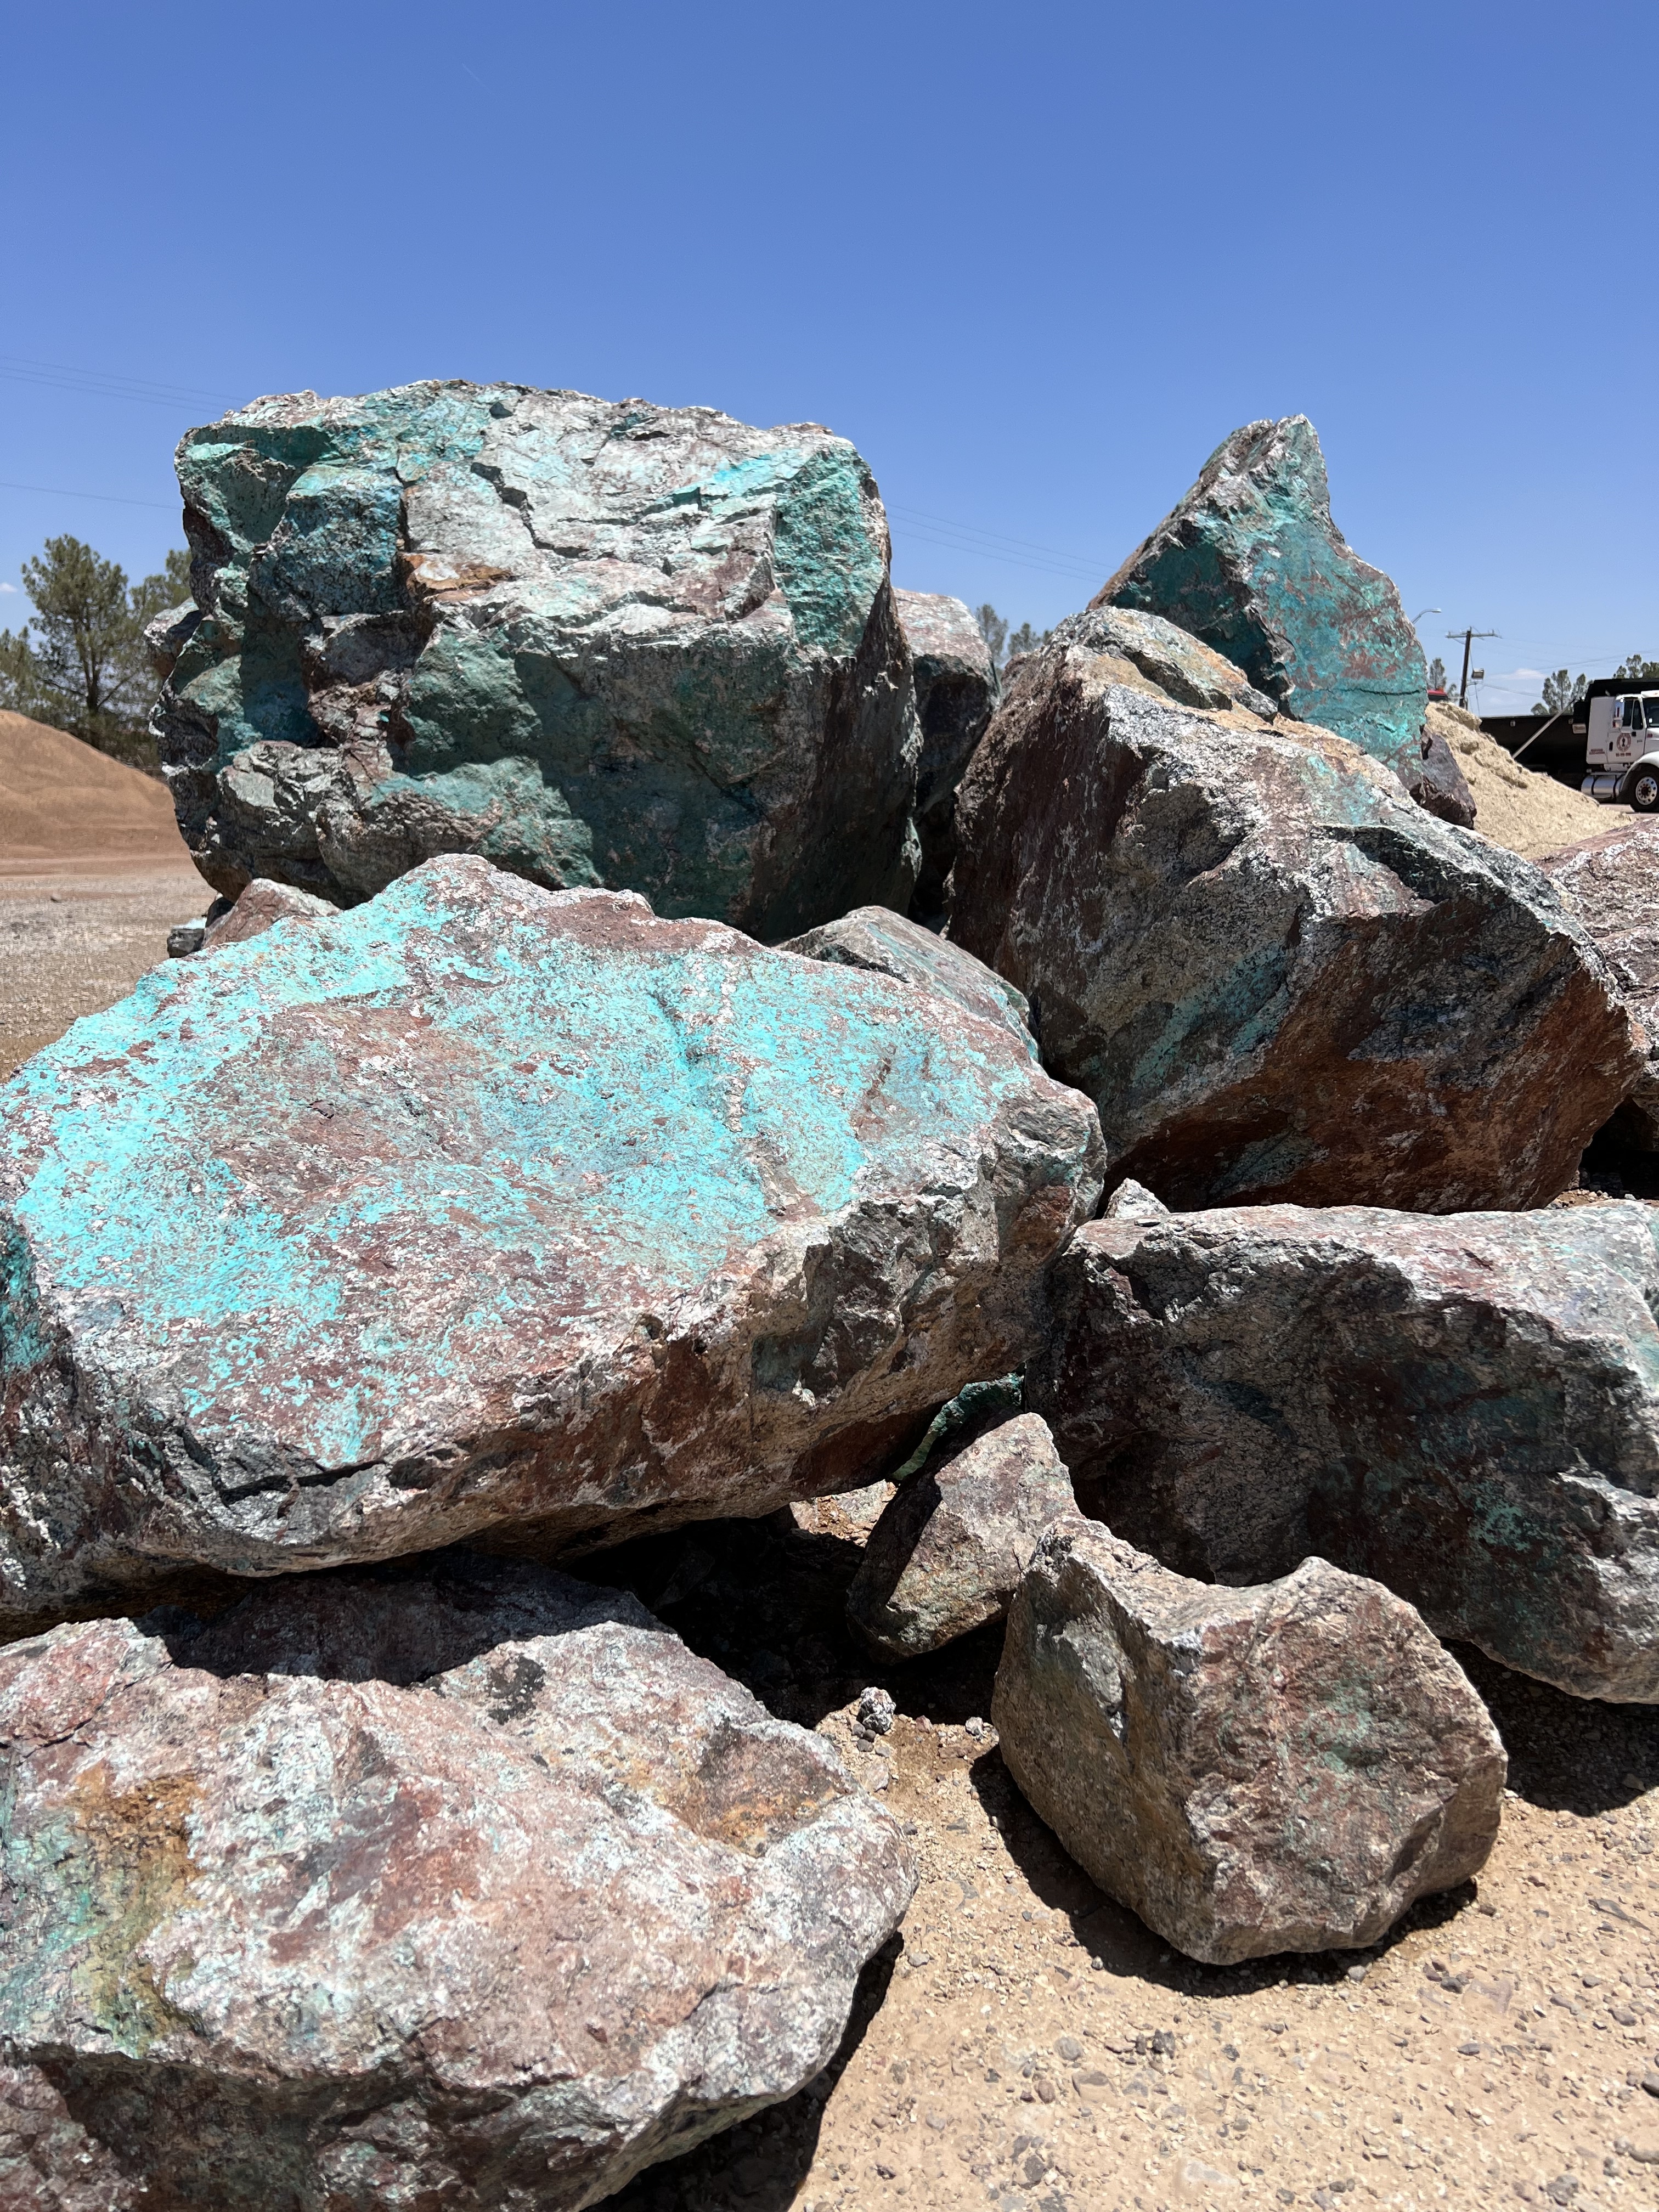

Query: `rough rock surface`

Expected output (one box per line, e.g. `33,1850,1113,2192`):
892,590,997,918
992,1515,1506,1964
1097,415,1432,789
847,1410,1074,1657
781,904,1035,1060
0,854,1104,1631
1538,818,1659,1141
0,1556,915,2209
155,381,920,938
201,875,338,950
948,634,1640,1210
1031,1199,1659,1701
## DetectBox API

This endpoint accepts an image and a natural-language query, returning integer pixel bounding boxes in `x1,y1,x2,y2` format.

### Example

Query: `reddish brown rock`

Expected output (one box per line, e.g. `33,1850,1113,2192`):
1538,818,1659,1142
992,1516,1506,1963
949,633,1639,1210
0,1559,916,2209
847,1411,1074,1657
0,854,1104,1633
202,875,339,949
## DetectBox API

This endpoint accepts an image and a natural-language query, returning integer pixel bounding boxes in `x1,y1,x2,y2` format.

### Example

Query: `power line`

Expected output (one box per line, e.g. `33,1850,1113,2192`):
0,354,243,413
0,478,177,510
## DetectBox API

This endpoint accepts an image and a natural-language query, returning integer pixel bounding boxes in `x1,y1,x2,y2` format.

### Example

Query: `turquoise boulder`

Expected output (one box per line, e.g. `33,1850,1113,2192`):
1100,416,1443,797
0,855,1103,1632
154,383,921,938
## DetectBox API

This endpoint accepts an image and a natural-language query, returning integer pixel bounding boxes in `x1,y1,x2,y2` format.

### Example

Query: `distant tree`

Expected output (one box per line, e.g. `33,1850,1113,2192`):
974,603,1008,667
1616,652,1659,684
1532,669,1588,715
0,536,189,768
1006,621,1051,662
1427,656,1451,693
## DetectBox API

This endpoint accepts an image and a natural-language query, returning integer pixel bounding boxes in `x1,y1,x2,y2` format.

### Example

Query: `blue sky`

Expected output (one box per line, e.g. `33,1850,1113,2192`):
1,0,1652,715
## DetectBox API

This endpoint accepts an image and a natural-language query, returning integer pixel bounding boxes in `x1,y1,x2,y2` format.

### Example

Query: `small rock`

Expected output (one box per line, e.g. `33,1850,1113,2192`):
964,1714,989,1739
201,876,339,950
992,1516,1506,1963
857,1685,897,1735
166,918,206,956
781,904,1035,1059
1621,2137,1659,2164
1056,2035,1084,2062
848,1412,1076,1657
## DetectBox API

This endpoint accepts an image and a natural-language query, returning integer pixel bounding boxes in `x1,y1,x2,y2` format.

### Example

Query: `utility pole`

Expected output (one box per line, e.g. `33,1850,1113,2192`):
1447,627,1498,709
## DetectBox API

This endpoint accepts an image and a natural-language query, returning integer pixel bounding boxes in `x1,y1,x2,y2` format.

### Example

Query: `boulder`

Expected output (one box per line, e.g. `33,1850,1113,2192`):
201,876,339,950
0,1557,916,2208
0,854,1104,1632
155,381,920,939
892,590,997,918
781,904,1036,1059
847,1410,1074,1657
1539,818,1659,1142
992,1516,1506,1963
1031,1199,1659,1701
948,634,1640,1210
1097,415,1434,792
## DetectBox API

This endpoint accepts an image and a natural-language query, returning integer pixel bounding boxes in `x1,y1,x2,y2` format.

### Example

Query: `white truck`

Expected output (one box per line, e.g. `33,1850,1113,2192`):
1581,681,1659,811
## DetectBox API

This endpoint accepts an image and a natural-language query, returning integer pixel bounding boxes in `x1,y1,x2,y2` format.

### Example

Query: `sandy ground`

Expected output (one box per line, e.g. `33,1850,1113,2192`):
1430,704,1610,862
0,856,210,1080
589,1504,1659,2212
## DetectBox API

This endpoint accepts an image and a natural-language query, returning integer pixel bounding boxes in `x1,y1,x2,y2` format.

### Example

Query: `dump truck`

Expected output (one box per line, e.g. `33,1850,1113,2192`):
1579,677,1659,811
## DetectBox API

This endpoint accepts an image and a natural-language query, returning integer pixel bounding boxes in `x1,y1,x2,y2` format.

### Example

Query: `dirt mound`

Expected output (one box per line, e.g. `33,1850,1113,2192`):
0,710,188,861
1430,701,1607,861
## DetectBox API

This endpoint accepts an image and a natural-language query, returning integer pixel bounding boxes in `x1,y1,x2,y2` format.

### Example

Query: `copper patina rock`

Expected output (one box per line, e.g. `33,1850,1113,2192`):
0,854,1103,1632
0,1558,915,2209
992,1516,1506,1963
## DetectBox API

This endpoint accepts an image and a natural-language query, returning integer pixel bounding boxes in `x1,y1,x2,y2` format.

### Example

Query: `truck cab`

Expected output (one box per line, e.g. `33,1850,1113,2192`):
1582,689,1659,810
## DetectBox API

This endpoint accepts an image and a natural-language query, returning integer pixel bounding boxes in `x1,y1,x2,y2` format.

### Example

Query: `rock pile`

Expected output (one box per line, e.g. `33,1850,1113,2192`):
5,384,1659,2202
154,382,920,939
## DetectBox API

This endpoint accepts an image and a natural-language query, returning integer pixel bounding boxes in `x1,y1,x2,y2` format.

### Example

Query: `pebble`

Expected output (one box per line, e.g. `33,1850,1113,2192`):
857,1686,896,1735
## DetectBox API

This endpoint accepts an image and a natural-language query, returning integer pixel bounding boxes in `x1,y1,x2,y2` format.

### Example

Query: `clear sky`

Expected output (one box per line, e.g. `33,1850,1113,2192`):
1,0,1652,715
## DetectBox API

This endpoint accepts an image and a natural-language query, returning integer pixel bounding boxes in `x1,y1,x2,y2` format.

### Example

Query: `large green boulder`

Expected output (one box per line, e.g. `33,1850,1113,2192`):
1100,415,1470,820
153,382,920,937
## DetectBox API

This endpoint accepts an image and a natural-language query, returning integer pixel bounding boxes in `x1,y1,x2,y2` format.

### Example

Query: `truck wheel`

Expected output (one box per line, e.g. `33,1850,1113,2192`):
1633,772,1659,813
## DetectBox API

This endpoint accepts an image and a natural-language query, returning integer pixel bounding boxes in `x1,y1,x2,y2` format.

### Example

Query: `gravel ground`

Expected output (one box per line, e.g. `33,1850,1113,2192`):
587,1510,1659,2212
0,857,209,1079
